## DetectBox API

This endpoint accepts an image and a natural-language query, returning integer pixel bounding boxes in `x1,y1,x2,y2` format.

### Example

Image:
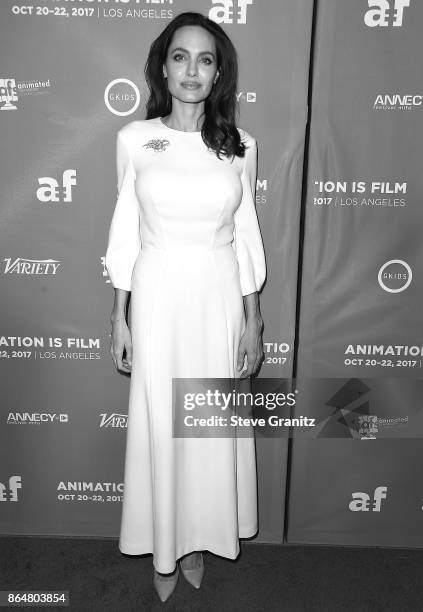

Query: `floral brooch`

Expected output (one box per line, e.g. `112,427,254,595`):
143,138,170,153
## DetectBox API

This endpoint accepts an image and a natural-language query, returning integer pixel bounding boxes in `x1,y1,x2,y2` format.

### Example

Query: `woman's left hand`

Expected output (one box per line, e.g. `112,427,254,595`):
237,315,264,378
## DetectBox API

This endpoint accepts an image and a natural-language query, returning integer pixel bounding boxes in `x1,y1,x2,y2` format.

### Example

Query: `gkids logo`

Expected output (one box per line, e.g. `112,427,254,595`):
0,476,22,501
378,259,412,293
209,0,253,24
364,0,411,27
104,78,141,116
37,170,77,203
349,486,388,511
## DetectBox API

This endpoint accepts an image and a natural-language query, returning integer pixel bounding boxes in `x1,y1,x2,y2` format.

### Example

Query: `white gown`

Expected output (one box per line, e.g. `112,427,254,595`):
105,117,266,573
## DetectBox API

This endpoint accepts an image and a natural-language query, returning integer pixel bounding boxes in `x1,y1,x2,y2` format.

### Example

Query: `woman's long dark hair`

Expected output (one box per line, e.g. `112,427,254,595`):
144,11,246,159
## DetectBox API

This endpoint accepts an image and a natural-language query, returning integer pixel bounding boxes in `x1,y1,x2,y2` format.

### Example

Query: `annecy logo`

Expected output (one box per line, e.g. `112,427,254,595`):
364,0,411,27
373,93,423,111
104,78,141,116
378,259,412,293
4,258,61,275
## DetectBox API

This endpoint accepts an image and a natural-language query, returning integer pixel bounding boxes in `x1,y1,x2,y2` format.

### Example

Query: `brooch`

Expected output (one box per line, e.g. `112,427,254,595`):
143,138,170,153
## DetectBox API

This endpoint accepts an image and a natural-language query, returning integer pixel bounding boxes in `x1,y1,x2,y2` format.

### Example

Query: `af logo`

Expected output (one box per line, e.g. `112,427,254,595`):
364,0,411,27
349,486,388,512
37,170,77,203
0,476,22,502
209,0,253,25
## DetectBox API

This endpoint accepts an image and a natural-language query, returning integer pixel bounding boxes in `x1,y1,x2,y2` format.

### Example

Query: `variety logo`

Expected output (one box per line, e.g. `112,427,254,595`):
4,258,61,276
209,0,253,24
0,476,22,502
349,486,388,511
99,413,128,428
378,259,412,293
104,78,141,116
364,0,411,27
37,170,77,203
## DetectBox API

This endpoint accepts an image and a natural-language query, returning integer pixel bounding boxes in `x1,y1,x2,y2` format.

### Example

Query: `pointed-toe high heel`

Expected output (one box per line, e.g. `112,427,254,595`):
180,552,204,589
153,563,179,602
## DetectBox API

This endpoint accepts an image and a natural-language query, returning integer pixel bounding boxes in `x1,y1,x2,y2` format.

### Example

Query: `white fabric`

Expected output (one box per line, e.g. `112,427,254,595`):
105,117,266,573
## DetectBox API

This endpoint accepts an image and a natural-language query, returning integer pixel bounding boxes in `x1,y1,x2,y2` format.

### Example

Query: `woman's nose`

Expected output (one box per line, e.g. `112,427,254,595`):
187,61,198,77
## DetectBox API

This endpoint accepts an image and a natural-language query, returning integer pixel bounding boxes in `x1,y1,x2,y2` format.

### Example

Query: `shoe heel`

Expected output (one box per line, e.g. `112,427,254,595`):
180,553,204,589
153,563,179,602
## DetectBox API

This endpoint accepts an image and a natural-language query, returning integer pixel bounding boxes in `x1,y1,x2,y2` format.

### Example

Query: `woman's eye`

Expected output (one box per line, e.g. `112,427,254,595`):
172,54,213,64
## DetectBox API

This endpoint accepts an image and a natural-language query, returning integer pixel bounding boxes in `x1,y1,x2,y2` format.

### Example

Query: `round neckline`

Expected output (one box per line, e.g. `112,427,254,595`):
158,116,202,135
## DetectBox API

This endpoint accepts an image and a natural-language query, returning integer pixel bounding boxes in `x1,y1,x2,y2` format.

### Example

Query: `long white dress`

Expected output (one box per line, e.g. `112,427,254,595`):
105,117,266,573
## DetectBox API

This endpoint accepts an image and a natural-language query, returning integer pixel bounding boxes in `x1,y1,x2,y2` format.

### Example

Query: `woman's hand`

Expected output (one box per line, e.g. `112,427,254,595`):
237,315,264,379
110,317,133,373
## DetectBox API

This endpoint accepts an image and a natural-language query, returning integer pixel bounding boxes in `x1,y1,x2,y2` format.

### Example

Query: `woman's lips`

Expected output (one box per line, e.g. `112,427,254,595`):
181,82,202,89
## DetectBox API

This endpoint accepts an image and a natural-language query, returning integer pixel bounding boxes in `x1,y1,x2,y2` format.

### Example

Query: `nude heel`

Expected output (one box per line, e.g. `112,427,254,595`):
180,552,204,589
153,563,179,602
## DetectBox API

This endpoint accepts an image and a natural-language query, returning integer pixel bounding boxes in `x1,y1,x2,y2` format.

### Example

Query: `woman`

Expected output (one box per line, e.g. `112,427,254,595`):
105,11,266,603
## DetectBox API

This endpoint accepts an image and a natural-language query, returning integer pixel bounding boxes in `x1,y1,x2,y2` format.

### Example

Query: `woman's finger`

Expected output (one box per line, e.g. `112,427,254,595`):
237,348,246,374
125,343,133,368
252,348,264,376
240,351,254,378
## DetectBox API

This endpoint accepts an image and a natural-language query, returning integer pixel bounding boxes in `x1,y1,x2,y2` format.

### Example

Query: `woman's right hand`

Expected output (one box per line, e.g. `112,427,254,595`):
110,318,133,373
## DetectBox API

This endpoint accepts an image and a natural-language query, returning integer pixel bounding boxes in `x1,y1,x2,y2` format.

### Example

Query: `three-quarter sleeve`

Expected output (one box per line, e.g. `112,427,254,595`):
105,130,141,291
233,134,266,296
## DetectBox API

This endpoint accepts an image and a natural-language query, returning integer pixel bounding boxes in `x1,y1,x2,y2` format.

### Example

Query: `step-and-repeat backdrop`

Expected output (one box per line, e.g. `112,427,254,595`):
1,0,422,549
287,0,423,548
0,0,312,542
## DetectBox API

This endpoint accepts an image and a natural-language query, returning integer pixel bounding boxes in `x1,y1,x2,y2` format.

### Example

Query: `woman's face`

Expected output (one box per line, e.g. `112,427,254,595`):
163,25,219,106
